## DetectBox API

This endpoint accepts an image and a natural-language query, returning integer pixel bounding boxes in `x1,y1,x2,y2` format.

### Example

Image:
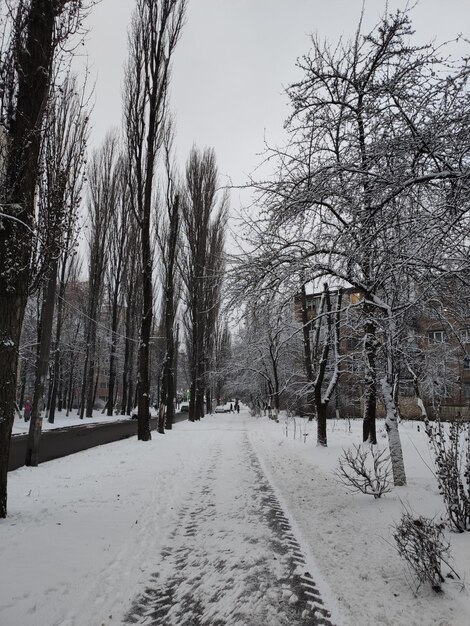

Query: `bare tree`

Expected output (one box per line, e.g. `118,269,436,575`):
0,0,89,517
228,298,297,419
298,283,315,420
79,131,119,418
120,223,141,416
230,10,470,485
310,284,342,446
157,126,180,432
104,158,132,416
61,257,84,416
48,246,82,422
212,319,231,406
123,0,186,440
202,203,227,414
181,147,227,422
25,73,88,463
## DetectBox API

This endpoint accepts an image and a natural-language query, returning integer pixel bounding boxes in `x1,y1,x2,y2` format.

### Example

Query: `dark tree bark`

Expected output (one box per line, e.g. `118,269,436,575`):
160,194,179,431
106,162,131,416
362,303,378,444
80,133,118,418
124,0,186,440
120,224,139,416
181,148,226,423
0,0,85,517
48,255,69,423
201,213,226,418
299,283,315,421
309,285,343,447
26,74,88,455
314,286,332,447
25,260,58,465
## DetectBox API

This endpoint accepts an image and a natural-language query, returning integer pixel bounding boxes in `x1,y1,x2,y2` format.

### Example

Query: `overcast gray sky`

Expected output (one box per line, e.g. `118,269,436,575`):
81,0,470,198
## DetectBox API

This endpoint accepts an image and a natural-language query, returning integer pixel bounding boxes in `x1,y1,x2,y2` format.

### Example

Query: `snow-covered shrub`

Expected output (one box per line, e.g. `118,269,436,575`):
335,444,392,498
393,513,457,593
424,418,470,532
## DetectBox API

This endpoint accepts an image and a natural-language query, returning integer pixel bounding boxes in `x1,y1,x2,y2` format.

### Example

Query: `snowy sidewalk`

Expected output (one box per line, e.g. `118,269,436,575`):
1,412,338,626
124,421,334,626
4,412,467,625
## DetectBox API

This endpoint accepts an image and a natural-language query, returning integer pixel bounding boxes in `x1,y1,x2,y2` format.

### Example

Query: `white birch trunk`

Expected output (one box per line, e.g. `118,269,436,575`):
380,376,407,486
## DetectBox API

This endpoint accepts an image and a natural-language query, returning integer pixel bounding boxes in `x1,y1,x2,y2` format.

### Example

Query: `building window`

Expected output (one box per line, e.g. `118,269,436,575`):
346,336,362,351
399,380,415,397
463,383,470,400
428,330,446,343
100,382,107,389
464,356,470,370
460,329,470,344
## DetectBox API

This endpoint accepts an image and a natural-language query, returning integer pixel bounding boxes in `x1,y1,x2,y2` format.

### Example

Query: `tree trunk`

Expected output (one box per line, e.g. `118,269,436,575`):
85,337,98,418
197,385,205,420
18,360,28,411
174,324,179,409
165,360,175,430
313,284,332,446
0,0,57,517
162,194,179,429
380,376,406,486
106,300,119,417
66,361,75,416
26,261,58,466
317,402,328,447
121,283,135,416
137,243,152,440
362,311,377,445
57,359,63,412
0,294,26,517
78,335,89,419
300,284,315,420
48,258,68,423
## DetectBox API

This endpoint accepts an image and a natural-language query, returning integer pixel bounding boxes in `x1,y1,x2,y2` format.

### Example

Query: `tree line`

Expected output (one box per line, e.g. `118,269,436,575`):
0,0,228,518
227,10,470,488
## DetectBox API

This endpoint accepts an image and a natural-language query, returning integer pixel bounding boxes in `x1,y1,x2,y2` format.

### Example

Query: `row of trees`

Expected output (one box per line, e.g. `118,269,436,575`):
0,0,228,519
18,134,227,427
0,0,91,518
229,10,470,488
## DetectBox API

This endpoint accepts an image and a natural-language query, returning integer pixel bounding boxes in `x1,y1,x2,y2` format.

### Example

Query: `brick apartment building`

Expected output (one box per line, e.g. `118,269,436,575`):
295,284,470,420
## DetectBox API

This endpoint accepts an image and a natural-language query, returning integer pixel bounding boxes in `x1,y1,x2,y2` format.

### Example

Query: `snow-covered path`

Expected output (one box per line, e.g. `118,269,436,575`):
124,418,333,625
6,410,468,625
2,411,341,626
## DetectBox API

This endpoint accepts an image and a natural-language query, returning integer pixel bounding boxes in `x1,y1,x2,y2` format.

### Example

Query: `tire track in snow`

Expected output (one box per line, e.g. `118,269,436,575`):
247,439,333,625
124,429,334,625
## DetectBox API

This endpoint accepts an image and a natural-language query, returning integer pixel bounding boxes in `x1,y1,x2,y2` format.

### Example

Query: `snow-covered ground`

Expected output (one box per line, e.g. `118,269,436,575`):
2,410,469,625
12,409,136,435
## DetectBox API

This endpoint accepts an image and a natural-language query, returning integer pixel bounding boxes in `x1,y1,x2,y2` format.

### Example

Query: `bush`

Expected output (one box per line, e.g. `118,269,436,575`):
335,444,392,498
393,512,458,593
424,417,470,532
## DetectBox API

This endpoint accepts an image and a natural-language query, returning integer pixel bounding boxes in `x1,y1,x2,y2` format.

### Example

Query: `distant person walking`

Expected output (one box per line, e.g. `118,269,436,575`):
236,402,240,413
230,403,233,413
24,400,31,422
